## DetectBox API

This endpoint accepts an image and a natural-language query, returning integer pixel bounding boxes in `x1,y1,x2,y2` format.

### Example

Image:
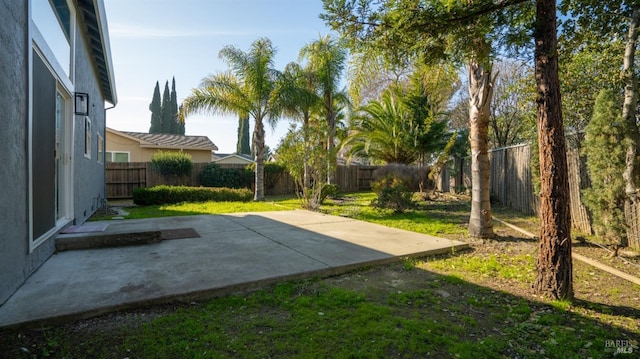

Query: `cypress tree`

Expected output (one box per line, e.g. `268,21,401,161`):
149,81,162,133
236,113,251,154
160,81,172,133
178,105,186,135
583,89,627,246
170,77,182,134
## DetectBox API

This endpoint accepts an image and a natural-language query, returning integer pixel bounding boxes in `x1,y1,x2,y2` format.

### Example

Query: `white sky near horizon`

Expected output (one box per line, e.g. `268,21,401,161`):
103,0,337,153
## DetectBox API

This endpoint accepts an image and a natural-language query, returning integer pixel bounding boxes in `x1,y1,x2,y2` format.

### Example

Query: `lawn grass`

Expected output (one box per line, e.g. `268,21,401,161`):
3,266,636,359
425,252,537,284
118,198,299,219
319,192,470,237
7,191,637,358
103,191,470,238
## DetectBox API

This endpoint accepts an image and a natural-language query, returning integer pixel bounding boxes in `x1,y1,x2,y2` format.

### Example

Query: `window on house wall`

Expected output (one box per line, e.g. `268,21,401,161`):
106,151,130,163
97,133,104,164
84,117,91,159
32,0,73,81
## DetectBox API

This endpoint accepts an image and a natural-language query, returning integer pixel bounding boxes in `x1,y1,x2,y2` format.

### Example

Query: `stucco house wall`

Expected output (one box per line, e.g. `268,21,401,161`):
0,0,116,305
73,14,108,224
106,128,217,163
105,130,141,160
0,0,36,307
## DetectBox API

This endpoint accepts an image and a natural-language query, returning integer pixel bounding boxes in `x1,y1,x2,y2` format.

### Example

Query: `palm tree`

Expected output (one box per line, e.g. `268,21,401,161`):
277,62,322,189
342,88,419,164
182,38,282,201
299,35,348,184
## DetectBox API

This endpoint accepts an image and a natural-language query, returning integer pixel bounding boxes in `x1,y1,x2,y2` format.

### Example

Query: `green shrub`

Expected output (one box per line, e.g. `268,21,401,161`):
371,177,414,213
133,185,253,205
371,163,431,192
200,163,252,188
321,184,340,203
151,151,193,177
370,164,419,212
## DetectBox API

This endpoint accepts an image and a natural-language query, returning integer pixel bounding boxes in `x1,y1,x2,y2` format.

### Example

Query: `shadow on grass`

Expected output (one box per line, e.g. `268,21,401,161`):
1,260,637,358
572,298,640,319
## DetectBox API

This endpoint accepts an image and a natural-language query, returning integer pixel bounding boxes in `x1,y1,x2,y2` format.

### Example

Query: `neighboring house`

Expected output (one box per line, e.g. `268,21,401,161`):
0,0,117,305
212,153,255,165
106,128,218,163
267,153,278,163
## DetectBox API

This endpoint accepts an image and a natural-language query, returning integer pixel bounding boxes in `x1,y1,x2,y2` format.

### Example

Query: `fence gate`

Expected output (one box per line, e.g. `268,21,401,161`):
357,166,376,190
106,162,147,199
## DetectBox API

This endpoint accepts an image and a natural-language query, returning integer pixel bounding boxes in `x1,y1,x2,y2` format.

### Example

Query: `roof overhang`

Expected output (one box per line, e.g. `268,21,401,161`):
106,128,217,152
106,127,148,144
77,0,117,106
139,144,217,151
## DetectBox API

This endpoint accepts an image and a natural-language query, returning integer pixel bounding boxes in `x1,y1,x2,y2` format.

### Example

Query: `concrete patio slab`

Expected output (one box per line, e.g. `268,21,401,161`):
0,210,468,329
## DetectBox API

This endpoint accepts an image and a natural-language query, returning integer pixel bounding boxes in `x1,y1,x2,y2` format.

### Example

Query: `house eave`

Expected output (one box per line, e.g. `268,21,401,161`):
140,144,217,151
106,127,150,145
77,0,117,106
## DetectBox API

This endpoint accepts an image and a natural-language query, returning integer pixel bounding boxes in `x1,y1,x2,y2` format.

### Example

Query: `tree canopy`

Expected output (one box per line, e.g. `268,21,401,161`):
149,78,183,135
182,38,283,201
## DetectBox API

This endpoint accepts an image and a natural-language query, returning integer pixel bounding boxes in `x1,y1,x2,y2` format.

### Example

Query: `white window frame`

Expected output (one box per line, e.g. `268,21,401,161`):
84,116,91,159
31,0,75,88
97,132,104,164
106,151,130,163
28,0,77,251
55,86,73,225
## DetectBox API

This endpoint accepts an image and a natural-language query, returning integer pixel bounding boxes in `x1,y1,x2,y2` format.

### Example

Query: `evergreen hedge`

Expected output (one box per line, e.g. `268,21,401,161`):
133,185,253,205
151,151,193,177
199,163,252,188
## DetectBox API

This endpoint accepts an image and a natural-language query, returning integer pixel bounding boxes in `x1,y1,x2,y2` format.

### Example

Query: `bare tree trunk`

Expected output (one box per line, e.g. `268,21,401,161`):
303,117,312,190
468,60,494,238
532,0,573,300
326,91,336,185
253,118,265,201
622,7,640,249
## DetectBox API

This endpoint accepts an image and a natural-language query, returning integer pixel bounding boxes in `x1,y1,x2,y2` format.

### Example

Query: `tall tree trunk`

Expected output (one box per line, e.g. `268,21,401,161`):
622,7,640,249
468,59,494,239
532,0,573,300
253,118,265,201
326,91,336,185
303,117,312,190
237,114,251,155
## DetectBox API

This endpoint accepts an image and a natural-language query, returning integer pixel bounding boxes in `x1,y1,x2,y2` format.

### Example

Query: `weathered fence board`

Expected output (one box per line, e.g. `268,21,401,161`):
106,163,376,199
567,148,592,234
447,143,598,241
356,166,376,191
105,163,147,199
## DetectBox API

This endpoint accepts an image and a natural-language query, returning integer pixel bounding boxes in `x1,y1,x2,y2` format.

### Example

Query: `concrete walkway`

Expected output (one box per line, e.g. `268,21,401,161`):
0,210,468,329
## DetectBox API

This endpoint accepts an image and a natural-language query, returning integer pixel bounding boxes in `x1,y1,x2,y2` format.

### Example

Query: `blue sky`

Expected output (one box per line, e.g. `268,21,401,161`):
104,0,336,153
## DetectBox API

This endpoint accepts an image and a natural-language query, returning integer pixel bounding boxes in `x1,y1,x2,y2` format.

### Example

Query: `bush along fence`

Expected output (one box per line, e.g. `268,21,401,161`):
439,143,639,250
106,162,377,199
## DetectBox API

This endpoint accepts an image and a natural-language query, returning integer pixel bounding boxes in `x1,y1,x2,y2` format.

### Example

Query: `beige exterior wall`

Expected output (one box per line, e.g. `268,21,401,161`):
106,131,213,163
105,131,142,161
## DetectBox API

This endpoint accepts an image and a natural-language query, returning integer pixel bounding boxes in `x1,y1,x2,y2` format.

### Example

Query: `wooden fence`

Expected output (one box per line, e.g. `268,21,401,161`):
106,162,376,199
441,144,592,234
